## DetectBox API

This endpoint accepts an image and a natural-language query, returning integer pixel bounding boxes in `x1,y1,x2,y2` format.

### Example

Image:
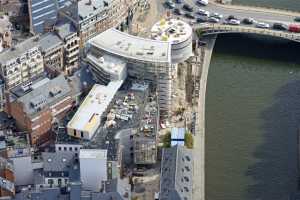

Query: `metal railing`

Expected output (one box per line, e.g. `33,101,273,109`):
196,24,300,41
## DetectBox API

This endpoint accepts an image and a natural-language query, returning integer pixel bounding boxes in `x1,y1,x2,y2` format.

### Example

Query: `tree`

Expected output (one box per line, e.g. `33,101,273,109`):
184,132,194,149
162,131,171,148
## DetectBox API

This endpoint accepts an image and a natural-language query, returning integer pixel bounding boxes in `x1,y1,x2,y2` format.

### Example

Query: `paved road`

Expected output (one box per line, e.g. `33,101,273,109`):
167,0,300,25
193,36,216,200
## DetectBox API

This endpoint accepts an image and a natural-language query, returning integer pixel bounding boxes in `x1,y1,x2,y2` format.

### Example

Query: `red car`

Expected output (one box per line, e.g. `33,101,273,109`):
289,24,300,33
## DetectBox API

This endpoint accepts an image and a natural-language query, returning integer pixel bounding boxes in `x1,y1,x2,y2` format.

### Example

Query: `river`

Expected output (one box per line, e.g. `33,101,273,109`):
232,0,300,11
205,32,300,200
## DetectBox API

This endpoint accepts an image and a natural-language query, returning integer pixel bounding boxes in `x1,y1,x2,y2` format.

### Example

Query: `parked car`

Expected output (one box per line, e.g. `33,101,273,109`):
185,12,195,19
242,18,255,25
196,0,208,6
208,17,219,23
183,4,193,12
174,8,183,15
225,19,240,25
196,16,208,23
273,23,288,31
175,0,183,4
256,22,270,29
294,17,300,22
289,24,300,33
227,15,238,20
165,0,175,9
210,13,223,19
197,9,210,16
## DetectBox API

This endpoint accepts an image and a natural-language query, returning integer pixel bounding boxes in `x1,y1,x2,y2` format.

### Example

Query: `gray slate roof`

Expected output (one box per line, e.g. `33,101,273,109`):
42,151,74,172
56,21,77,40
18,75,72,117
78,0,111,21
0,36,40,64
39,32,63,53
160,145,193,200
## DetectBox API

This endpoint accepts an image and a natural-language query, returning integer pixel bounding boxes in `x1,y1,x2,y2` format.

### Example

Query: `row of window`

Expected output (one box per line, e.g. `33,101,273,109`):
57,146,79,152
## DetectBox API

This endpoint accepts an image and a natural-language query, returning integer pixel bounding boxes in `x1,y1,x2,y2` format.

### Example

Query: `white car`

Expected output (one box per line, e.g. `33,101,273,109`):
225,19,240,25
197,0,208,6
211,12,223,19
256,22,270,29
197,9,210,17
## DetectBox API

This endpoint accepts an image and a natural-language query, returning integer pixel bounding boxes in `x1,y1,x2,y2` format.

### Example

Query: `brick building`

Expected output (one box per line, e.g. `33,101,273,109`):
7,75,73,145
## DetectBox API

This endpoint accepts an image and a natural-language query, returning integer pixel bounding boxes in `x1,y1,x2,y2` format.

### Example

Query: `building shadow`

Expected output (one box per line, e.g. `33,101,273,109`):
245,79,300,200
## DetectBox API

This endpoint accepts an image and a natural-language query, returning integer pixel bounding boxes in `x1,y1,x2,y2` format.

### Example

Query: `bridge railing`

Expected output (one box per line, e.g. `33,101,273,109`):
196,24,300,41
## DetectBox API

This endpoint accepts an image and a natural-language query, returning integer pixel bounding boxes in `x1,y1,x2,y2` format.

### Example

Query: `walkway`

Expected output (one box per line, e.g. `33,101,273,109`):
193,36,216,200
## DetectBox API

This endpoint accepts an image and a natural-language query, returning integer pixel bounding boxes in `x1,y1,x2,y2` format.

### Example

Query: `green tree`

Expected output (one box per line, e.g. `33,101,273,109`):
162,131,171,148
184,132,194,149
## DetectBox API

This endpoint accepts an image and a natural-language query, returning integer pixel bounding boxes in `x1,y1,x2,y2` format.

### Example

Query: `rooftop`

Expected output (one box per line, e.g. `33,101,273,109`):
17,75,72,116
78,0,111,21
0,36,40,64
55,21,77,39
67,81,123,134
79,149,107,160
39,32,63,53
87,53,127,79
42,151,75,172
160,145,193,200
0,15,11,34
151,18,193,44
88,28,172,63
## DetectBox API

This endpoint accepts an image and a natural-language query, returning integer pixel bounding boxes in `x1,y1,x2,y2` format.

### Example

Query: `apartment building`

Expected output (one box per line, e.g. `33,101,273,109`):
60,0,133,48
0,36,44,89
55,22,80,75
7,75,73,145
0,15,12,52
39,33,64,76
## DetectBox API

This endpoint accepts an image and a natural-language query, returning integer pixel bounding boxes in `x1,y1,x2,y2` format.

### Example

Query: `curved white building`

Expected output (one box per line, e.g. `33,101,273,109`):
86,28,173,116
151,18,193,63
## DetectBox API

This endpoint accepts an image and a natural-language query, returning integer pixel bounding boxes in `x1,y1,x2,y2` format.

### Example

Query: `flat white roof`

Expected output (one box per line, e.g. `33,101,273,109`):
88,28,172,64
151,18,193,44
87,53,126,77
79,149,107,160
67,81,123,133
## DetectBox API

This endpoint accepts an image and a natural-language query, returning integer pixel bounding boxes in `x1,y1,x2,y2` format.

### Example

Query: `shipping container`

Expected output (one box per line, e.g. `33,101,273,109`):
289,24,300,33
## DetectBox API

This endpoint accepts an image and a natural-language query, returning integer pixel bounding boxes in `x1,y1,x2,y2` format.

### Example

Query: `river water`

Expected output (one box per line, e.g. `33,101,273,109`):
205,31,300,200
232,0,300,11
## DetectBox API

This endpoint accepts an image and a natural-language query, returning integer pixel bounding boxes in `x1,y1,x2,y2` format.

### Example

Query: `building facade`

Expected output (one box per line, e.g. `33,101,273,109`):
0,36,44,89
0,15,12,52
55,22,80,75
39,33,64,76
60,0,134,48
28,0,59,34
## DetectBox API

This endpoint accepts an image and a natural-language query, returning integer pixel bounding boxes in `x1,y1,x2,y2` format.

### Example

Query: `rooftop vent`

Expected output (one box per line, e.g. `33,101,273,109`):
49,86,62,97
